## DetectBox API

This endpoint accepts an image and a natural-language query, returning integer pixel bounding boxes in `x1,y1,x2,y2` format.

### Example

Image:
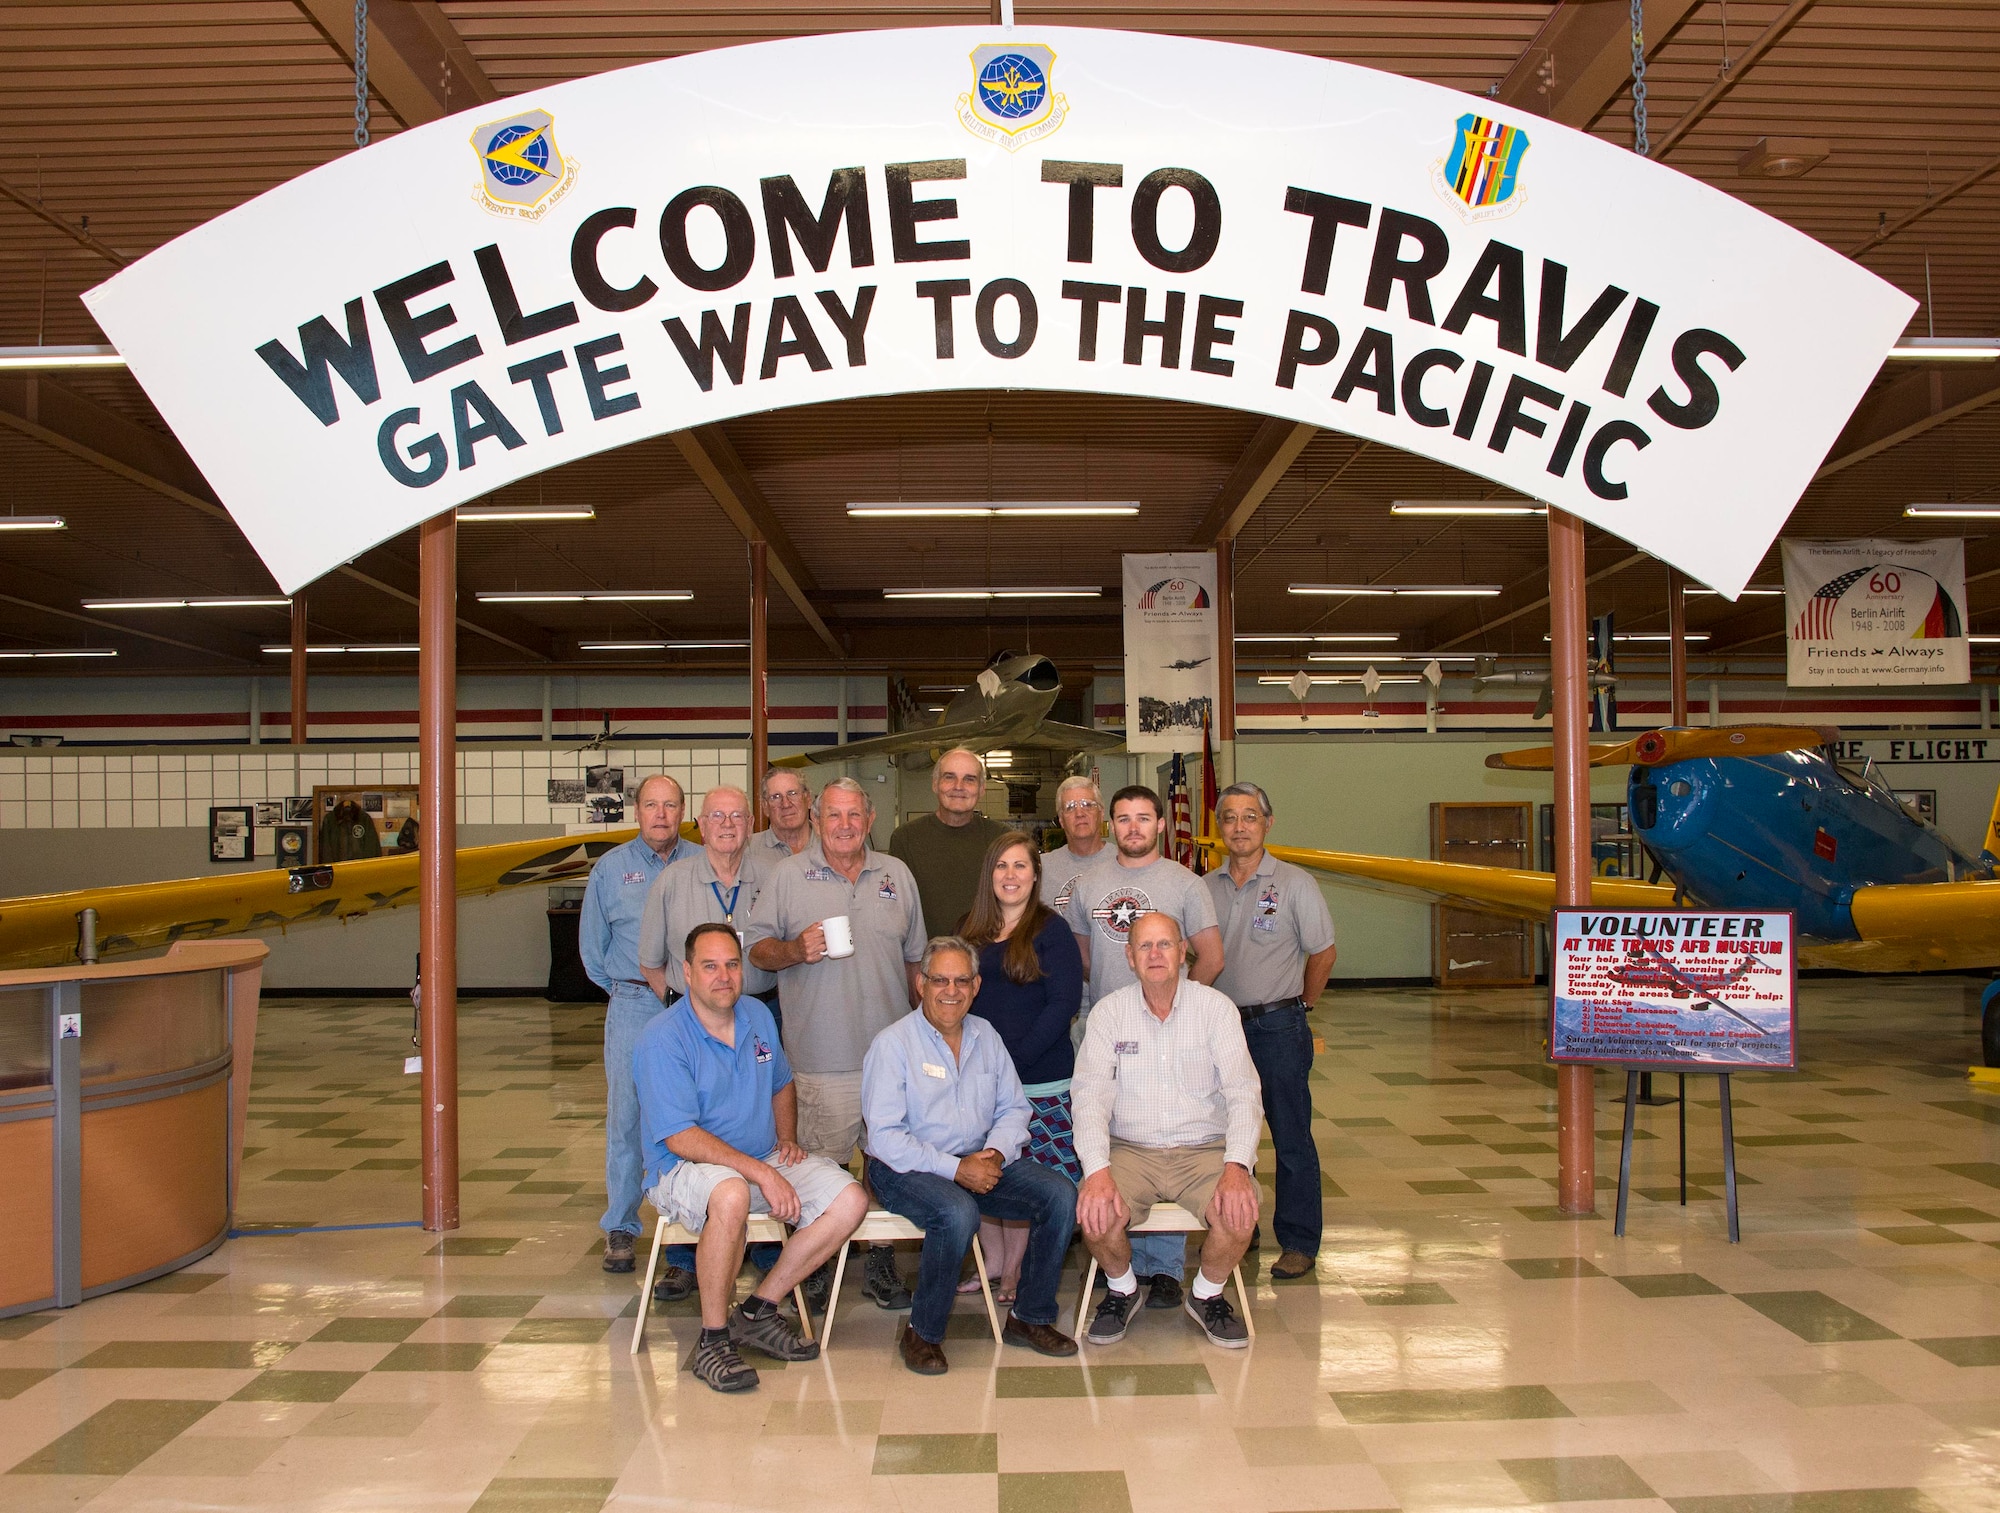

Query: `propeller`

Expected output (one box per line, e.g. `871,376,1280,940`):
1483,724,1841,772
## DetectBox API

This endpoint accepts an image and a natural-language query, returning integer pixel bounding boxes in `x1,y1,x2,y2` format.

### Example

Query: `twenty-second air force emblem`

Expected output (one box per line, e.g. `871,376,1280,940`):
471,108,577,220
1431,112,1529,223
958,43,1068,151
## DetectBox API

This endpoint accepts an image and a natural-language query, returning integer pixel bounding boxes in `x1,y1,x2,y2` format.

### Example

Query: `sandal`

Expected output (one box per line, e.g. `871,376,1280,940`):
993,1285,1018,1307
956,1275,984,1295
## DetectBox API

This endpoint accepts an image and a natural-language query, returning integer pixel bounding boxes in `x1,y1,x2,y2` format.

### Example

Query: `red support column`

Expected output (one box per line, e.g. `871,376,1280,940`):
1213,536,1236,788
1549,508,1596,1214
418,513,459,1232
289,594,309,746
749,540,770,830
1667,567,1689,727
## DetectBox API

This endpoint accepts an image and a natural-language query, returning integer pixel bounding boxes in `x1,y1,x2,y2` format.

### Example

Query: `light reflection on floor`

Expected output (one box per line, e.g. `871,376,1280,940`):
1,976,1997,1511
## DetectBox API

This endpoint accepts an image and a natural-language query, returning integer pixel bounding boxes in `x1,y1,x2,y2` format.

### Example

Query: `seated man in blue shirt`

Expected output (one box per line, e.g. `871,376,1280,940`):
635,923,868,1393
861,935,1079,1375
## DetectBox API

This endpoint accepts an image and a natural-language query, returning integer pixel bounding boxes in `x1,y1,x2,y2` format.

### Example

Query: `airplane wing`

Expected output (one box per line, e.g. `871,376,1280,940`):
0,828,641,970
1006,720,1126,753
1266,844,1679,919
776,719,996,769
1484,725,1839,771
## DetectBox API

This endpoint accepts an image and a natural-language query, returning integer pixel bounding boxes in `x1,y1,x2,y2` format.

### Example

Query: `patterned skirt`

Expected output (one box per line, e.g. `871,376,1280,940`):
1025,1089,1082,1183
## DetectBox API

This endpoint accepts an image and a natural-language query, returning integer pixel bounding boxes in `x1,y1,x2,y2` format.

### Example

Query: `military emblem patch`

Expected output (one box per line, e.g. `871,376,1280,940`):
471,108,577,220
1431,112,1530,224
958,43,1068,152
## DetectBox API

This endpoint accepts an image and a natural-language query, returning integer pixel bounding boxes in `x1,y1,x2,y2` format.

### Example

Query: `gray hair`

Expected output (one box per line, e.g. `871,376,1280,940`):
635,774,684,806
920,935,978,975
1217,781,1273,819
1055,774,1100,804
934,747,988,781
819,775,873,808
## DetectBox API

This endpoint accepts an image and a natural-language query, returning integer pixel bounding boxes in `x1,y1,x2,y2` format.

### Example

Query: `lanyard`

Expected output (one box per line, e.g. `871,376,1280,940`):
710,879,742,923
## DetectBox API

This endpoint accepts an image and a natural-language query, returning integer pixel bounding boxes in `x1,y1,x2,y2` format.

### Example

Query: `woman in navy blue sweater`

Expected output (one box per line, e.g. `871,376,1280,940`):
958,829,1084,1301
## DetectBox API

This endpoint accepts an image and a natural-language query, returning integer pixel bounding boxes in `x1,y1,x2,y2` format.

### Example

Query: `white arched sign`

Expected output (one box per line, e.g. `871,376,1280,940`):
85,27,1913,598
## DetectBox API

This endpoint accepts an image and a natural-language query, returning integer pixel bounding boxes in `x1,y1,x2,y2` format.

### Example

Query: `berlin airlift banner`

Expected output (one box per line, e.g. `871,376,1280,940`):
82,28,1916,598
1781,538,1970,687
1123,552,1219,754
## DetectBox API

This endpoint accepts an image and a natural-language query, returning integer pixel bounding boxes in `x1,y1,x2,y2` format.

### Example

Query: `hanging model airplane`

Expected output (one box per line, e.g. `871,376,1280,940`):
1474,665,1619,719
1240,725,2000,1057
777,650,1124,770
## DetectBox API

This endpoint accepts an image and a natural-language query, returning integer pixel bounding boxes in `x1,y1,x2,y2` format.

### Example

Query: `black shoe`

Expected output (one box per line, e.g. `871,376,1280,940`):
651,1265,695,1303
1085,1287,1140,1346
1184,1290,1250,1348
801,1261,832,1314
1143,1272,1183,1310
690,1333,759,1392
601,1232,636,1273
862,1247,913,1311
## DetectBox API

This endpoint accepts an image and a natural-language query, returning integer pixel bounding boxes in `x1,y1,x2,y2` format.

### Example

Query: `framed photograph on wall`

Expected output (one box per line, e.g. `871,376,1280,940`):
272,822,311,868
209,805,254,863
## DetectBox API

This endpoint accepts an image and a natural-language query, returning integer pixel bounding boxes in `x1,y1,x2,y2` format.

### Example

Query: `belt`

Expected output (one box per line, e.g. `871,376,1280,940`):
1237,997,1304,1021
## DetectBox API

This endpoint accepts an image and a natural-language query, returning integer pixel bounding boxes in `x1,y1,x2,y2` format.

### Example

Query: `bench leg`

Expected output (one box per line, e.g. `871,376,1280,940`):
820,1241,852,1351
792,1280,814,1344
1075,1256,1099,1340
630,1217,668,1356
1231,1266,1255,1340
970,1234,1003,1344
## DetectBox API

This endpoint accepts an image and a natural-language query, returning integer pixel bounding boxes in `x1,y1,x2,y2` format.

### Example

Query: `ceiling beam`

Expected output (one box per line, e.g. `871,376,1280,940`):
1190,418,1316,545
670,427,844,660
1849,144,2000,261
1652,0,1816,158
0,375,555,661
294,0,499,129
1429,551,1650,651
0,567,261,667
1495,0,1702,128
1814,365,2000,481
0,175,130,267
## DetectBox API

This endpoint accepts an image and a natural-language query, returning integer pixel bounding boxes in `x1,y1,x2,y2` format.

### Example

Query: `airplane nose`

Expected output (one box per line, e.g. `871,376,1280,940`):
1634,760,1718,849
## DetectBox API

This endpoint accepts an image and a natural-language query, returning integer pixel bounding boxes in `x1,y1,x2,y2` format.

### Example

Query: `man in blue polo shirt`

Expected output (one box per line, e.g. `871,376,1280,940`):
580,774,699,1276
635,923,866,1393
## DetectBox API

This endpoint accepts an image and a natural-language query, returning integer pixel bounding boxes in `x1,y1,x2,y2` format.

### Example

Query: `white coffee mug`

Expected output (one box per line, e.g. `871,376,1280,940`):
821,915,855,959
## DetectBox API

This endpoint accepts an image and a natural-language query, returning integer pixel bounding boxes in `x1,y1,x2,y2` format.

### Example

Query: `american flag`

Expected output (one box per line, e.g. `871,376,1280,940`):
1168,753,1194,866
1792,565,1873,641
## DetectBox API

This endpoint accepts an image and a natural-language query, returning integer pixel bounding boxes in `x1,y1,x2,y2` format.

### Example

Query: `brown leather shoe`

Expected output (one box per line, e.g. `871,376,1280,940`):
898,1323,948,1376
1002,1314,1078,1357
1269,1250,1316,1281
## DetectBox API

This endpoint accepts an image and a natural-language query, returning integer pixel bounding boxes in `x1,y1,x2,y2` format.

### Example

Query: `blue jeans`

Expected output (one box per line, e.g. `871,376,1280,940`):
1242,1003,1321,1256
603,989,672,1238
866,1156,1077,1343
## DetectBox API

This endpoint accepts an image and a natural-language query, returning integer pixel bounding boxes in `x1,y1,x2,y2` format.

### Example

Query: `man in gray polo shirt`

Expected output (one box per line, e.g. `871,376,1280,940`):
1061,783,1225,1308
1206,781,1338,1282
747,775,926,1310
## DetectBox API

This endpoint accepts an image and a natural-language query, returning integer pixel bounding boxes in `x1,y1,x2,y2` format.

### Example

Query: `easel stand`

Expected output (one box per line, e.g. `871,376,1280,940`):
1613,1068,1739,1243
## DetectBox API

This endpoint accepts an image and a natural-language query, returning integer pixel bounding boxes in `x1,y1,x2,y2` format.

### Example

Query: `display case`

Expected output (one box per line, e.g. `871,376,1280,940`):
1429,801,1535,987
0,940,266,1318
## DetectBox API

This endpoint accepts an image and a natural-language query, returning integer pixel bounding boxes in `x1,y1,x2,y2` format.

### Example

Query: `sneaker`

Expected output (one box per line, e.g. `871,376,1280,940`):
1143,1272,1183,1310
1085,1286,1141,1346
651,1264,695,1303
862,1247,913,1311
801,1260,832,1314
690,1333,759,1393
730,1301,820,1362
601,1232,635,1274
1184,1290,1250,1348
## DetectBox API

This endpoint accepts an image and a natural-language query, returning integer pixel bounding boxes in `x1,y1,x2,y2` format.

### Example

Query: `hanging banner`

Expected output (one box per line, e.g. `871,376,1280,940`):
82,27,1914,596
1782,538,1969,687
1549,909,1797,1070
1124,551,1217,754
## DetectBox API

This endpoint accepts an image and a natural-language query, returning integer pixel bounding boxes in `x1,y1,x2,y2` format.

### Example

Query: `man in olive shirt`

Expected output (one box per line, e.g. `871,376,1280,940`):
888,748,1008,938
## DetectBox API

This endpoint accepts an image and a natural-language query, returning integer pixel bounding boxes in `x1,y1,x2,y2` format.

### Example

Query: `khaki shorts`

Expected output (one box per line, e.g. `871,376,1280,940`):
793,1070,866,1166
1106,1139,1228,1228
651,1151,858,1235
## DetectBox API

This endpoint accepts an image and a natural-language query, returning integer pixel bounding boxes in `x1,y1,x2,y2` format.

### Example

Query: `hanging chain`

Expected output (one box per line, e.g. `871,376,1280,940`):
353,0,371,149
1628,0,1649,156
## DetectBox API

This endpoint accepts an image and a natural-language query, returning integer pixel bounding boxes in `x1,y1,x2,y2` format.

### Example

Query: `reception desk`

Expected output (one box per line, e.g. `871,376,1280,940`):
0,939,265,1318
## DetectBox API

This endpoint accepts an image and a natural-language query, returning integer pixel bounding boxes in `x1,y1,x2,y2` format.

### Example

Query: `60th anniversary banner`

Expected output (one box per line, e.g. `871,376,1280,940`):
83,27,1916,596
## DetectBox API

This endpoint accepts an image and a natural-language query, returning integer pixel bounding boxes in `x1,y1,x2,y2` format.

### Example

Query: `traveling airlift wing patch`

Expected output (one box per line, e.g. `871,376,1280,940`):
471,108,577,220
958,43,1068,151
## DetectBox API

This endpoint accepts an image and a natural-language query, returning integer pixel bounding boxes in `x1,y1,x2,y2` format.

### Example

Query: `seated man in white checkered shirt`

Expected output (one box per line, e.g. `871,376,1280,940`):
1070,911,1262,1349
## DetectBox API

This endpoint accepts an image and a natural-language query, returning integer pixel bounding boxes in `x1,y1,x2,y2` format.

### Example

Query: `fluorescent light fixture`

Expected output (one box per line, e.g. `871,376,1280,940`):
1256,673,1420,685
883,586,1101,600
0,647,116,659
0,515,66,531
83,595,291,610
917,685,967,693
1970,635,1999,645
1389,501,1546,517
1685,586,1783,596
1887,338,2000,361
577,639,750,651
1541,633,1710,643
1236,632,1400,644
1289,583,1501,597
1307,654,1476,663
261,644,420,654
0,345,124,372
476,590,692,603
457,504,596,523
847,503,1139,518
1905,503,2000,519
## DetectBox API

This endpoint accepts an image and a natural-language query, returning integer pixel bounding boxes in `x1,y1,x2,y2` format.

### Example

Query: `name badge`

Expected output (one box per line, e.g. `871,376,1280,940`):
1252,916,1278,934
921,1061,948,1079
622,871,647,885
1114,1040,1139,1055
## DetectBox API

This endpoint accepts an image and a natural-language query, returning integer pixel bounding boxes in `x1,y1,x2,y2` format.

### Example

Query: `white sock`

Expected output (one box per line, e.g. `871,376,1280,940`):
1106,1267,1138,1296
1191,1271,1225,1301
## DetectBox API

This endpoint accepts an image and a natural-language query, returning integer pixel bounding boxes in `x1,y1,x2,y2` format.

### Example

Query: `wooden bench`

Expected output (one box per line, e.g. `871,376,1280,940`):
629,1212,812,1356
821,1209,1002,1350
1073,1201,1255,1340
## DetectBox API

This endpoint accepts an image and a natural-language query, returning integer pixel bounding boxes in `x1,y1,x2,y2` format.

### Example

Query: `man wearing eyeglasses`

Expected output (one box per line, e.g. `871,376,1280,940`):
890,748,1008,939
862,936,1078,1375
638,784,779,1303
1041,774,1108,914
759,767,815,856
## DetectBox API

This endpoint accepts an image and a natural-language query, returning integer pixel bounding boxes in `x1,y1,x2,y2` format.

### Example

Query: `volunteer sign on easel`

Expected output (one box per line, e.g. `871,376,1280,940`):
1550,908,1798,1241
